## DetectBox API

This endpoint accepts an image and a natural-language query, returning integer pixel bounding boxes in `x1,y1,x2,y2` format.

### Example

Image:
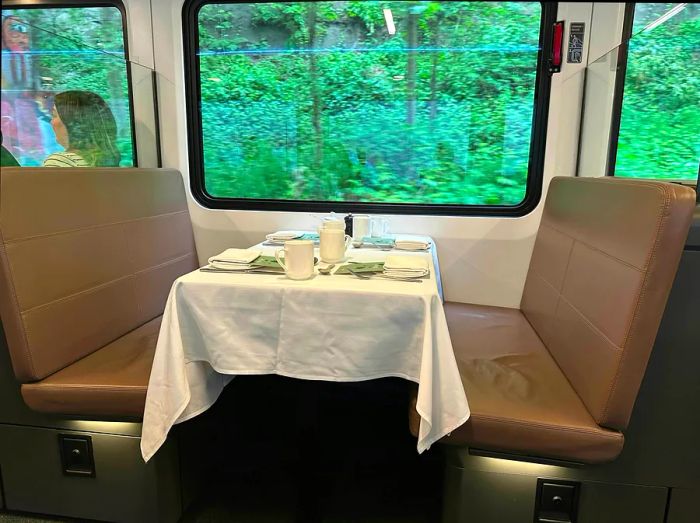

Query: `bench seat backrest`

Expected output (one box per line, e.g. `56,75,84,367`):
521,177,695,430
0,168,198,382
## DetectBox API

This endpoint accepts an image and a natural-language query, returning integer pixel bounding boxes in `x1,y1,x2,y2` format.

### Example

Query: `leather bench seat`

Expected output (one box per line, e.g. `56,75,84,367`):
21,316,162,418
409,178,695,464
1,168,197,420
410,303,624,463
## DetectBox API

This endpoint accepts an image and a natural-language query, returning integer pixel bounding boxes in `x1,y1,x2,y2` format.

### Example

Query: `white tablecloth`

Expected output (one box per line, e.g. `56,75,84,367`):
141,235,469,462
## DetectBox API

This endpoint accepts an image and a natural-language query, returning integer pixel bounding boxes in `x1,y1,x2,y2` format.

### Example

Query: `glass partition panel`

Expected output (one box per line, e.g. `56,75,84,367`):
1,6,142,167
577,45,620,177
615,3,699,181
130,60,161,168
577,4,699,182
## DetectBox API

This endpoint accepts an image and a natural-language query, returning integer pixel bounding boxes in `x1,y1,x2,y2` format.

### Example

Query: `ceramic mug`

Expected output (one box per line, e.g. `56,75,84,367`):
275,240,315,280
352,215,371,241
319,228,351,263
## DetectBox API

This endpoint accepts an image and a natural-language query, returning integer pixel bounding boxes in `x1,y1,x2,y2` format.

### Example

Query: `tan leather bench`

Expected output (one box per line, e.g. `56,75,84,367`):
0,168,198,418
410,177,696,464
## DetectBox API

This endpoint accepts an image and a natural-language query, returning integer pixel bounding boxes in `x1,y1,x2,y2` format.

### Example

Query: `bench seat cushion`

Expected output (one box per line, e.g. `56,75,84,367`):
410,302,624,463
21,316,162,418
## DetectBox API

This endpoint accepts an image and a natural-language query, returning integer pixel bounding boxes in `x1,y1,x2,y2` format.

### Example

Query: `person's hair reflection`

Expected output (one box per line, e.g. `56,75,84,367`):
43,91,120,167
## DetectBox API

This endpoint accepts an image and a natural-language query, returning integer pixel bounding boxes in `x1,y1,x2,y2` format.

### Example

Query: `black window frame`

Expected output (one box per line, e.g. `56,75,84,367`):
1,0,139,166
183,0,557,216
606,2,635,178
608,2,700,189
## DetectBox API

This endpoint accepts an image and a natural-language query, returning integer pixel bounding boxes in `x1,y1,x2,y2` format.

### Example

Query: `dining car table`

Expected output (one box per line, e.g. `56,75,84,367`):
140,234,470,462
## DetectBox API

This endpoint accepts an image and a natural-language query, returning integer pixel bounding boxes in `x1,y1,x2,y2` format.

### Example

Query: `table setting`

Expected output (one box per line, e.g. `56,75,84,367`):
140,214,469,463
199,214,435,283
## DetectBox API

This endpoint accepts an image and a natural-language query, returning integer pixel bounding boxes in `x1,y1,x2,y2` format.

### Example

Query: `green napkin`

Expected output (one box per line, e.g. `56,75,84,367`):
250,255,284,269
250,255,319,270
334,261,385,274
358,237,394,246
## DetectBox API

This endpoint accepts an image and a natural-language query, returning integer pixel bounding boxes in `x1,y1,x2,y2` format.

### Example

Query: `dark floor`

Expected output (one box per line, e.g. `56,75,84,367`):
0,515,67,523
177,375,444,522
0,376,442,523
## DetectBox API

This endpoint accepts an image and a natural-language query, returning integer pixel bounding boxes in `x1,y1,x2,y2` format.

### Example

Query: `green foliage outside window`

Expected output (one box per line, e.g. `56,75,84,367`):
616,3,700,181
197,1,542,206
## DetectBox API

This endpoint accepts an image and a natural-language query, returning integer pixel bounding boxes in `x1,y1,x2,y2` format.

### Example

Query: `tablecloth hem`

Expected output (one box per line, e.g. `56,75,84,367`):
141,365,426,461
415,407,471,454
184,361,422,385
141,391,192,463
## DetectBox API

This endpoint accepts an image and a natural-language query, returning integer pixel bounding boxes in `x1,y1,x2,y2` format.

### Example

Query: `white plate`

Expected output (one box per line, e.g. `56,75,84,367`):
266,231,303,241
384,255,429,271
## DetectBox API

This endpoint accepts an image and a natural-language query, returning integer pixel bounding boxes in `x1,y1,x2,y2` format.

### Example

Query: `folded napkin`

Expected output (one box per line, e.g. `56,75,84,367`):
383,255,430,279
208,248,261,270
394,239,431,251
266,231,303,242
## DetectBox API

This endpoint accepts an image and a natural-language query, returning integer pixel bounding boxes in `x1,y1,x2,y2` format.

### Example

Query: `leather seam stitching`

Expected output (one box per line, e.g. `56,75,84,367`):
528,264,622,350
123,221,144,321
0,224,38,378
600,187,671,424
554,284,623,351
533,234,622,426
471,414,623,440
551,231,575,337
3,210,189,244
19,252,196,314
542,222,645,272
561,177,670,194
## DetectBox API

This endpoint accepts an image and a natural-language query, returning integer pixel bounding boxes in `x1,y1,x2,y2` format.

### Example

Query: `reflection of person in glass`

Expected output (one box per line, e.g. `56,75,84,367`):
1,14,31,85
1,13,45,165
44,91,120,167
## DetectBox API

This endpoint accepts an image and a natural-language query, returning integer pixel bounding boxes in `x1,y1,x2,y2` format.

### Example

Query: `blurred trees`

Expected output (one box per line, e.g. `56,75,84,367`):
616,3,700,180
9,2,696,195
198,1,542,204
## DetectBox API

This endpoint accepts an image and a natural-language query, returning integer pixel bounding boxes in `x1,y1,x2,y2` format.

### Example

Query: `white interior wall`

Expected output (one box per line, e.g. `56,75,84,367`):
122,0,155,70
122,0,159,167
578,3,627,177
148,1,604,308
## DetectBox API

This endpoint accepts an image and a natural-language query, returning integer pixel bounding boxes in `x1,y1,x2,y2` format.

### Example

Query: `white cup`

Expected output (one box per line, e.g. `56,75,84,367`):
275,240,315,280
352,215,371,241
371,217,390,238
319,228,351,263
321,218,346,231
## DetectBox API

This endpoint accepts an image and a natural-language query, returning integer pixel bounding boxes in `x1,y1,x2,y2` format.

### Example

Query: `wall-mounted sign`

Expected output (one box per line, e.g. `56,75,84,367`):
568,22,585,63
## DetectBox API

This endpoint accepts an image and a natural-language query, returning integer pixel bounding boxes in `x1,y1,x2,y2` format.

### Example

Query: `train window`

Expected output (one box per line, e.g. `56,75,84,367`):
613,3,700,181
184,1,555,215
0,3,134,167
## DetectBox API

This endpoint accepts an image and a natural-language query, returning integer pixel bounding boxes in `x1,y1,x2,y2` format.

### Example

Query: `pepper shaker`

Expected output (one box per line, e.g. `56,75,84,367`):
344,213,353,237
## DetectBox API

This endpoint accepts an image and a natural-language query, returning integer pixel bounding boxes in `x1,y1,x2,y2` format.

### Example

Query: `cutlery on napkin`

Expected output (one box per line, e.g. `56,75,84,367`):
207,248,262,270
382,255,430,279
352,237,395,249
264,231,320,245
